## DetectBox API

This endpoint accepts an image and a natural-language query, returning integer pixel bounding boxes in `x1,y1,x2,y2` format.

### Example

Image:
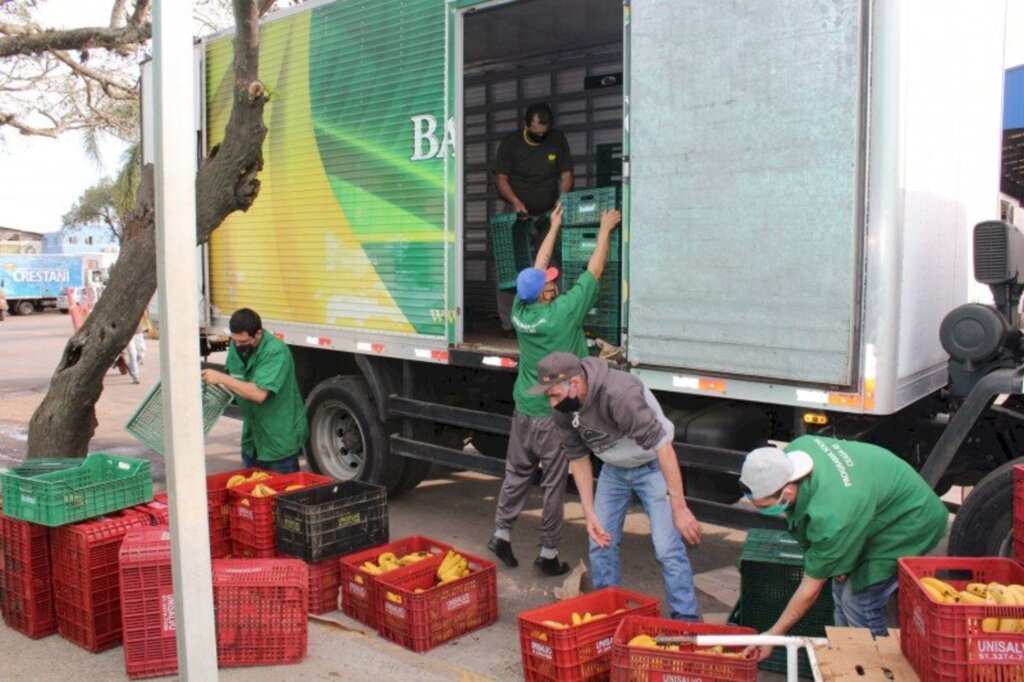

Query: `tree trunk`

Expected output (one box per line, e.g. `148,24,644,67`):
26,0,268,459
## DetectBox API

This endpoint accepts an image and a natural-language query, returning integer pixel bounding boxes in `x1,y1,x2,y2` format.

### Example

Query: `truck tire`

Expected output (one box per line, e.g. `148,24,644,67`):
15,300,34,316
303,376,405,493
947,457,1021,558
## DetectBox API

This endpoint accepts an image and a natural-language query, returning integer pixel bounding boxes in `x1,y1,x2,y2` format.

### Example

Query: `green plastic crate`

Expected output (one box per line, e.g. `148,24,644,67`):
1,453,153,527
735,529,834,679
561,225,622,264
595,143,623,187
126,381,234,455
490,213,533,290
561,260,621,348
562,187,620,227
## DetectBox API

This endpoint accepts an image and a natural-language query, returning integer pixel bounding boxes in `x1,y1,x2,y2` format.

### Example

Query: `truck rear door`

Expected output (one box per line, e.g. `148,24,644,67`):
626,0,867,387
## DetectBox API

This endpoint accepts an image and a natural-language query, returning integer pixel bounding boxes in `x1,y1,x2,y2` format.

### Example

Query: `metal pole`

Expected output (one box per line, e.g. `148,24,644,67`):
152,1,219,679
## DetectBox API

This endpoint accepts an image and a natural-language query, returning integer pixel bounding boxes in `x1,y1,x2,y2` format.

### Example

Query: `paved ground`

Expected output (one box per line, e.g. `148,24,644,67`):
0,312,776,681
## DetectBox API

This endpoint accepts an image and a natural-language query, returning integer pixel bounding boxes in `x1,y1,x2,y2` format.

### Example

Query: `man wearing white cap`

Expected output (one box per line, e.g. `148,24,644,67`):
739,435,947,659
487,203,620,576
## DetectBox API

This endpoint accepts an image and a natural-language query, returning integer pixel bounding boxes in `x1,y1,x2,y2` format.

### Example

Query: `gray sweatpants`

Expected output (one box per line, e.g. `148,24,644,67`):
494,411,569,550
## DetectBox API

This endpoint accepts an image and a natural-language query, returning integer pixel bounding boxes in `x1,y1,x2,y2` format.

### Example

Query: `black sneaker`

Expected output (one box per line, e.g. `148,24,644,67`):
487,536,518,568
534,556,570,577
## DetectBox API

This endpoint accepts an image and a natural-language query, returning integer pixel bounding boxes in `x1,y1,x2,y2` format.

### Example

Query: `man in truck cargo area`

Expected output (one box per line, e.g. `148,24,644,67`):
487,205,621,577
531,351,703,620
493,102,574,336
201,308,309,474
739,436,948,659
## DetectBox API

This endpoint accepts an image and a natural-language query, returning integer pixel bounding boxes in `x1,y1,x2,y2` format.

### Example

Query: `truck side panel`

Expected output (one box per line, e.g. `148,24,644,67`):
204,0,448,338
0,255,84,300
626,0,865,387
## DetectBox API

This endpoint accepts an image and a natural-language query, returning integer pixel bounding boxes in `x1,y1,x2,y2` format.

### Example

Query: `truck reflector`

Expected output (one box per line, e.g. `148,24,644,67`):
483,356,517,369
306,336,332,347
796,389,829,405
414,349,449,363
672,375,727,393
356,342,386,354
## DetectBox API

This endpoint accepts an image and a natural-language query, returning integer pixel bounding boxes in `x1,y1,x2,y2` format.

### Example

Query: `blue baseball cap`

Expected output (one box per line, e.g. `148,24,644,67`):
516,267,559,303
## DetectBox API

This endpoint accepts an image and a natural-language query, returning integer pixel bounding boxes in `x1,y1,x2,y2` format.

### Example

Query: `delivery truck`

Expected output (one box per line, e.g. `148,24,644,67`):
144,0,1018,557
0,254,86,315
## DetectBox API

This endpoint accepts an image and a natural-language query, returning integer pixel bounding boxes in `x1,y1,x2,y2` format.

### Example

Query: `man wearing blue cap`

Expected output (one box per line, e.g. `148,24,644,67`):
488,202,621,576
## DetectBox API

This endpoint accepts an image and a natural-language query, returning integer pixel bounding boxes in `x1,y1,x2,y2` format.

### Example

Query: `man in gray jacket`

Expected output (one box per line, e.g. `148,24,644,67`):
529,352,703,620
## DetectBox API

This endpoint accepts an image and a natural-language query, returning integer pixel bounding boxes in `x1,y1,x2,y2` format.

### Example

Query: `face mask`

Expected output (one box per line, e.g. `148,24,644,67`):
527,130,548,143
757,490,791,516
553,382,582,413
237,345,255,361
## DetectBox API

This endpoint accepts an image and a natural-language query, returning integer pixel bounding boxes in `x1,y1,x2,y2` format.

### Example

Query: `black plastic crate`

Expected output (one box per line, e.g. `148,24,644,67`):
595,143,622,187
734,529,834,679
275,481,388,563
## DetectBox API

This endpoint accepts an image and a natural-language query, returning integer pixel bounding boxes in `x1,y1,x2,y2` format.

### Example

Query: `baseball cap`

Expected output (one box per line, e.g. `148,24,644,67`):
516,266,559,303
739,447,814,500
527,351,583,395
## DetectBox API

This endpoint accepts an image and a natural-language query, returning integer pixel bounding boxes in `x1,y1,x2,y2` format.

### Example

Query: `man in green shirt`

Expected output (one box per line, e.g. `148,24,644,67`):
488,204,620,576
739,435,948,658
201,308,309,474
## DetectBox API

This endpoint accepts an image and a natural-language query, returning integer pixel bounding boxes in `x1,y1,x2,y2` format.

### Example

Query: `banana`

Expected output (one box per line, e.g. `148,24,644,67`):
958,590,988,605
992,584,1023,633
284,484,304,492
226,474,248,488
966,583,989,598
438,550,458,576
983,592,1001,633
571,612,583,626
921,582,947,604
921,577,958,602
360,561,382,575
627,634,657,648
385,591,403,604
541,620,568,630
250,471,272,482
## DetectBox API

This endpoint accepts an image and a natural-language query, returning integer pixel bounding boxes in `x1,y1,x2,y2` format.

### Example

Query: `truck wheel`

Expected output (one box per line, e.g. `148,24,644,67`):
15,300,34,316
948,457,1021,557
303,376,405,493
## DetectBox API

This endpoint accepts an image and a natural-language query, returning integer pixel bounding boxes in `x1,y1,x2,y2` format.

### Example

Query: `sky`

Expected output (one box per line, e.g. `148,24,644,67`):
0,1,1022,234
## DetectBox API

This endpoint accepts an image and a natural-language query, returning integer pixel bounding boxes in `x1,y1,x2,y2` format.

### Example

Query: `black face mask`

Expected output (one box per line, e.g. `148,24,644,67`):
527,130,548,143
237,345,255,362
553,395,582,414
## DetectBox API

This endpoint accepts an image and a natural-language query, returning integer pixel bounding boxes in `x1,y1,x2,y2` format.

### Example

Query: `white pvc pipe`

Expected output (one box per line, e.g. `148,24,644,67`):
687,635,830,682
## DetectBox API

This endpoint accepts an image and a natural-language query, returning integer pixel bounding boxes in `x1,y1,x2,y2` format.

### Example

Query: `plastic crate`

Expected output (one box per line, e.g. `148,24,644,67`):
213,558,308,667
119,526,177,679
561,260,621,347
207,468,270,558
1,453,153,527
562,187,621,227
126,381,234,455
1014,465,1023,562
51,508,149,652
898,556,1024,682
0,512,57,638
302,556,342,615
276,480,388,563
338,535,453,628
518,587,661,681
562,225,622,265
229,471,334,554
735,529,833,678
491,213,534,290
4,458,81,477
610,616,759,682
376,551,498,652
132,493,169,526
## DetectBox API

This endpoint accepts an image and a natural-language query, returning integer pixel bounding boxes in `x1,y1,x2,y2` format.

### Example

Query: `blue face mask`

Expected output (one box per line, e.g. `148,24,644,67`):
757,490,791,516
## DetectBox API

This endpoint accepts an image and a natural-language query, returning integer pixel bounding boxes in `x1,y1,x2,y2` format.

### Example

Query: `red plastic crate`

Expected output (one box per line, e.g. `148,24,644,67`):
899,556,1024,682
208,468,269,558
51,508,148,652
132,493,169,525
1014,465,1023,562
229,472,333,552
610,616,758,682
338,535,453,628
376,550,498,652
0,512,56,638
213,558,308,667
119,526,177,679
304,556,341,615
518,587,661,682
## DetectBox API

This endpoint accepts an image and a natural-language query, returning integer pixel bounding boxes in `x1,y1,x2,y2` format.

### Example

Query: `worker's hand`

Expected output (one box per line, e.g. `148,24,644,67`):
599,209,621,233
584,512,612,548
743,643,774,661
512,199,528,216
201,368,226,386
550,202,563,230
672,504,702,546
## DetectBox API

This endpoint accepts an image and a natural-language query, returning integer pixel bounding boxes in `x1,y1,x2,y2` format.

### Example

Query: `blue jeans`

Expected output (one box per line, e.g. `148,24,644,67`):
242,451,301,474
832,575,898,636
590,459,699,620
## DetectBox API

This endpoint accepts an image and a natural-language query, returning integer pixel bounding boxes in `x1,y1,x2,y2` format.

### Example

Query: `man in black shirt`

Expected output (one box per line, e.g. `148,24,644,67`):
493,103,573,334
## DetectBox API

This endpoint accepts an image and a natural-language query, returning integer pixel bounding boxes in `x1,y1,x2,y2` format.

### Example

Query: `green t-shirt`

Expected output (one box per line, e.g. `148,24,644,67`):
493,128,573,215
224,331,309,461
511,271,600,416
784,435,948,592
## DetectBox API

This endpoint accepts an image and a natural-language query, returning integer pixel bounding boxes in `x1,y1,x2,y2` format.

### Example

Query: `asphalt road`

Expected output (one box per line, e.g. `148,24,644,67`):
0,312,771,681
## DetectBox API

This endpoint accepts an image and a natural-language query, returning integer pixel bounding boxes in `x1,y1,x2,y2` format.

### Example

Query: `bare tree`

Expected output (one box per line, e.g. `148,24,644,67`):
24,0,274,458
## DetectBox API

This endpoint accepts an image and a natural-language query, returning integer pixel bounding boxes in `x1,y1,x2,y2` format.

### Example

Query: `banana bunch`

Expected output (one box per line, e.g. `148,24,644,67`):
359,550,433,577
537,608,625,633
249,483,278,498
626,634,744,657
919,577,1024,632
436,550,471,584
226,471,272,488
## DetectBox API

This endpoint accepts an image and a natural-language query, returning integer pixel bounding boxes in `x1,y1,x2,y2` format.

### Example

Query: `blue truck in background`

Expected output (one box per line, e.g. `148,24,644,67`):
0,255,85,315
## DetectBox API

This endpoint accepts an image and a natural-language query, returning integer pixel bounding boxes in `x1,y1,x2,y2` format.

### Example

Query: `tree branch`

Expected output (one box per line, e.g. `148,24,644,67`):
0,23,151,59
50,50,135,98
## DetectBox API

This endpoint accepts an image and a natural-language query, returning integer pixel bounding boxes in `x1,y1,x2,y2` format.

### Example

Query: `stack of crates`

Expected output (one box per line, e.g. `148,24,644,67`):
731,529,834,678
227,471,333,558
560,186,623,347
0,511,57,639
491,212,534,291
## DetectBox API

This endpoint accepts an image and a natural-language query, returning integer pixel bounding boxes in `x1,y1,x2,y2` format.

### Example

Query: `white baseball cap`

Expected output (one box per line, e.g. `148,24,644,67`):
740,447,814,500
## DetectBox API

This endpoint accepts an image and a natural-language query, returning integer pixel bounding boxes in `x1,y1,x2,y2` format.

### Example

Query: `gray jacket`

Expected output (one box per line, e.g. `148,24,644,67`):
552,358,674,468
